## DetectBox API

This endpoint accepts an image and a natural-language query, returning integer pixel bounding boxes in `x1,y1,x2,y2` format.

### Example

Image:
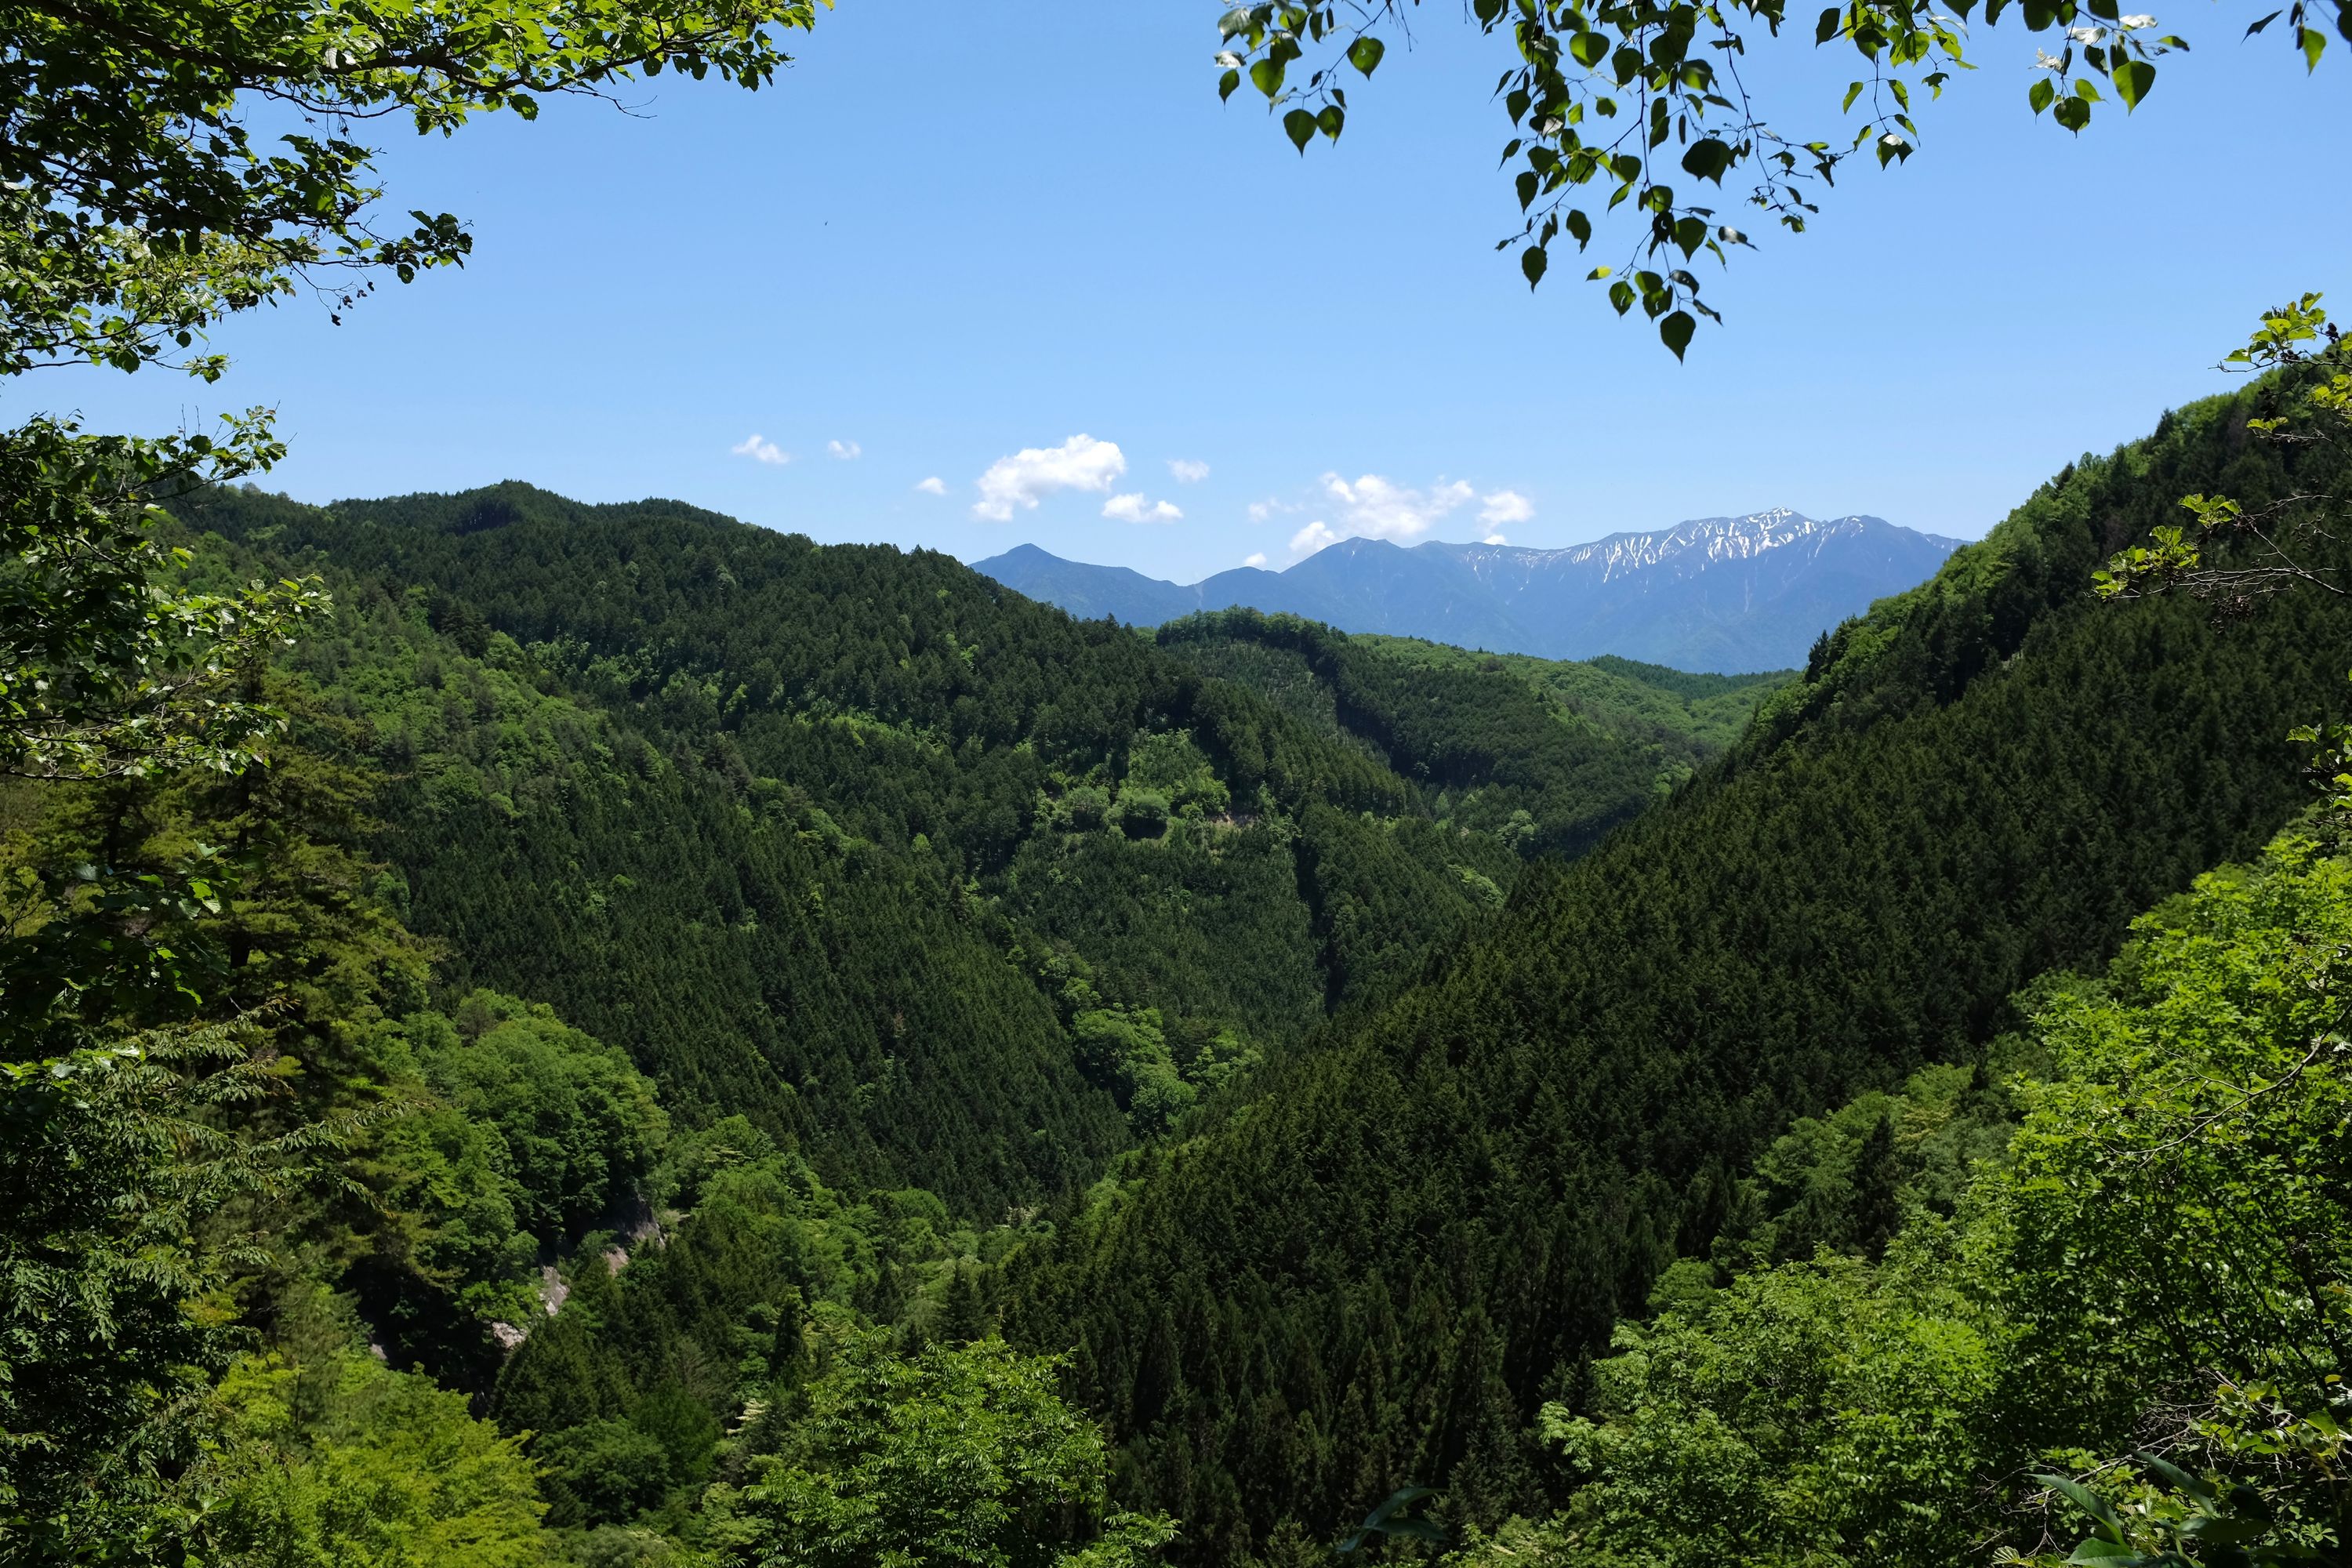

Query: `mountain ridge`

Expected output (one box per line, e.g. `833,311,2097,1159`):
977,510,1965,671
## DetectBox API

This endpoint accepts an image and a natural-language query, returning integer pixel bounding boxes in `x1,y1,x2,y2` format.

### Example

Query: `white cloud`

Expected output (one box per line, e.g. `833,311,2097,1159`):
1478,489,1534,525
1102,493,1183,524
731,433,789,466
1290,521,1341,557
1167,459,1210,484
828,439,862,460
972,434,1127,521
1483,534,1509,546
1242,551,1268,568
1247,497,1298,522
1320,473,1475,542
913,476,947,495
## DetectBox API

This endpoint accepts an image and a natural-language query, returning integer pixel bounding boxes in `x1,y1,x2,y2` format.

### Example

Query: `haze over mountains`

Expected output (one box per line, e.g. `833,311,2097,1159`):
978,508,1965,672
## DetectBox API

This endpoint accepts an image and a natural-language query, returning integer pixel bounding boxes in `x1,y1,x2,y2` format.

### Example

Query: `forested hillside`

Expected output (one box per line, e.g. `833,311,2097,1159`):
1445,814,2352,1568
0,474,1820,1560
16,368,2351,1566
1153,612,1787,852
180,484,1570,1212
1000,379,2352,1561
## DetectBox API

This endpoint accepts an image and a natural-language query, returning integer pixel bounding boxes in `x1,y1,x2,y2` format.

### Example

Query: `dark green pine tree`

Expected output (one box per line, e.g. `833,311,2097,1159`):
1849,1113,1902,1262
939,1265,987,1344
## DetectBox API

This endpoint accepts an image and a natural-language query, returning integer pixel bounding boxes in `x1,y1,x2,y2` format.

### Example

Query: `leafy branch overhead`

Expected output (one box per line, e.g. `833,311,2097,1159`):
1216,0,2348,357
0,0,827,383
2092,294,2347,609
0,416,325,782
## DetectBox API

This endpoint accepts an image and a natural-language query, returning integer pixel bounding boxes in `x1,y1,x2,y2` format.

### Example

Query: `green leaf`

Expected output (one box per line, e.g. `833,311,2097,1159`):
2040,1474,2128,1542
1251,57,1286,98
2131,1453,2216,1501
2300,24,2328,67
1283,107,1316,151
1219,68,1241,101
1816,5,1842,41
1570,31,1610,65
2028,76,2056,112
1522,245,1548,289
1316,104,1344,140
1659,309,1695,359
1348,36,1385,74
1679,137,1734,182
1566,209,1592,245
2111,58,2154,106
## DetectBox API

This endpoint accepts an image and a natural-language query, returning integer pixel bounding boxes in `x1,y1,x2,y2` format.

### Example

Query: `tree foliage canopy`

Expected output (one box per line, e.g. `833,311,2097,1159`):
1218,0,2347,352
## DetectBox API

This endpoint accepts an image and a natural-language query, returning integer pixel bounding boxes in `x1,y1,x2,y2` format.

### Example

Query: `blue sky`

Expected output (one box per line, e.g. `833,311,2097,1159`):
20,2,2347,583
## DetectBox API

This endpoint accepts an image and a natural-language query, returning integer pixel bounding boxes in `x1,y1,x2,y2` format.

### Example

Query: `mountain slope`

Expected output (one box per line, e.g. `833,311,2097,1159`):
1199,540,1539,654
975,510,1962,670
976,543,1203,624
179,484,1732,1218
1151,611,1789,855
1432,510,1965,667
999,391,2352,1560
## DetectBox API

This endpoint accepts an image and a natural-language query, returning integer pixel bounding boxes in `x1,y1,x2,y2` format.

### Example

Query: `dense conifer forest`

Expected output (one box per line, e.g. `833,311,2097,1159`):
5,474,1805,1559
996,372,2352,1559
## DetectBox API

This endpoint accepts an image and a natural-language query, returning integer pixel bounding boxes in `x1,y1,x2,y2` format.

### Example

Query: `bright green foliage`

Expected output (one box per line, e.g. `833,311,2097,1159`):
1446,822,2352,1568
201,1349,557,1566
1524,1244,1995,1568
354,993,668,1359
1991,837,2352,1548
720,1330,1176,1568
2023,1389,2351,1568
1073,1007,1196,1134
1349,639,1788,761
1126,731,1232,818
1155,611,1740,858
1217,0,2343,354
492,1122,954,1530
419,994,669,1240
362,1086,545,1334
0,1022,367,1555
1708,1062,2013,1270
0,416,322,783
0,0,819,383
2094,296,2350,608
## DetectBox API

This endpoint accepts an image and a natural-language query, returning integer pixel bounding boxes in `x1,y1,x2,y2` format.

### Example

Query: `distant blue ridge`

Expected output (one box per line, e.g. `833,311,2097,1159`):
975,510,1962,673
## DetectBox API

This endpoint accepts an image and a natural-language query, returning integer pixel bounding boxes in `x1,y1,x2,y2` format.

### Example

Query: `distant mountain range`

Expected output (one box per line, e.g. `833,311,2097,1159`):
975,509,1966,672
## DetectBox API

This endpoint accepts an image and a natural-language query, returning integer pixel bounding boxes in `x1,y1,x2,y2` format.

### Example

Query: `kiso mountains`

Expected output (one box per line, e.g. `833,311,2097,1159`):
976,508,1965,673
